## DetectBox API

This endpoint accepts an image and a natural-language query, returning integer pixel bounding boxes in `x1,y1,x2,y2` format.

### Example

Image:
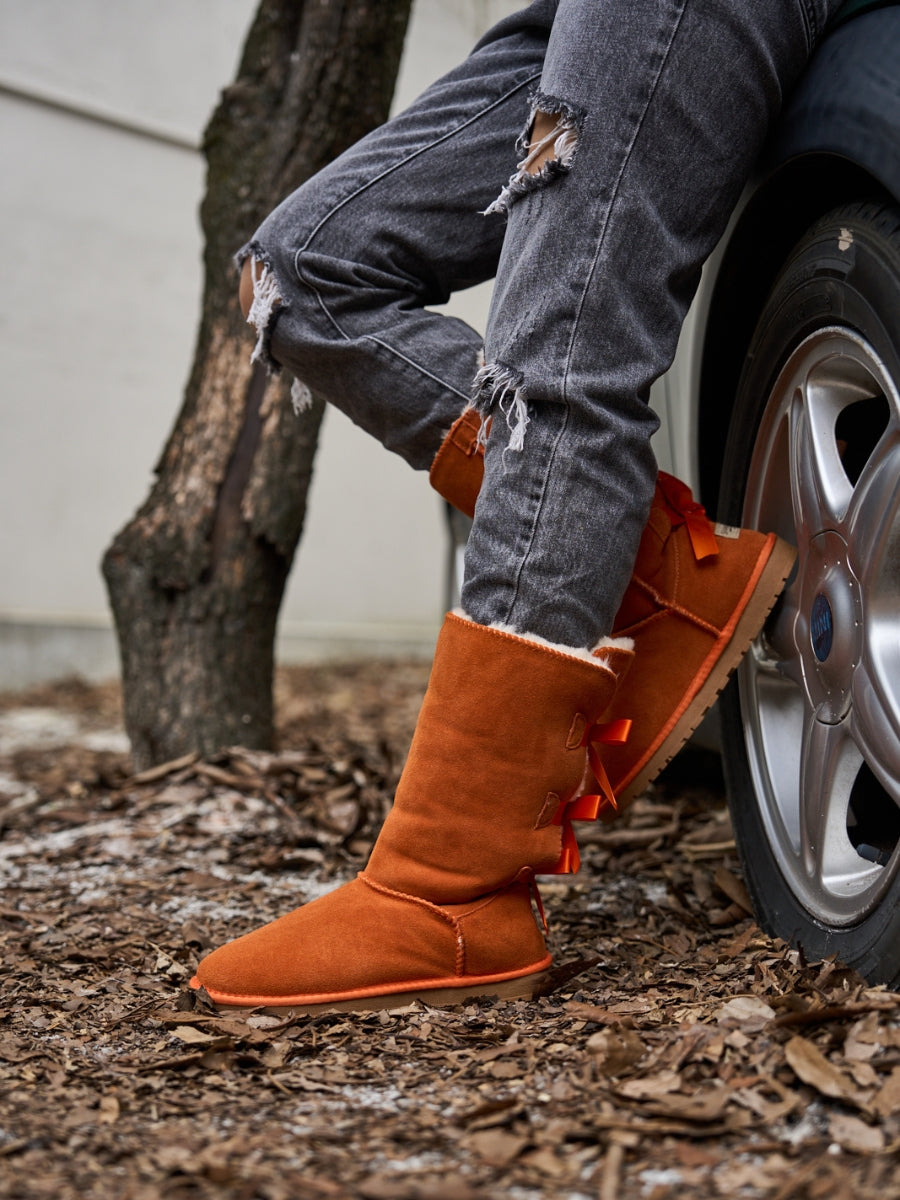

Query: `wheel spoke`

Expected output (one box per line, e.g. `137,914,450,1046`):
845,426,900,593
852,656,900,802
798,711,864,889
790,379,852,539
747,665,806,851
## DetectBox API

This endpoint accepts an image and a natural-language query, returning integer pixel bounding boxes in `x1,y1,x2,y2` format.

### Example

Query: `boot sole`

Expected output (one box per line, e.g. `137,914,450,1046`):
192,966,552,1017
617,534,796,807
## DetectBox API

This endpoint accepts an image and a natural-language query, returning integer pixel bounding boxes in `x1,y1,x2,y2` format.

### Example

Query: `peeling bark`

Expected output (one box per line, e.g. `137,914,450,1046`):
103,0,413,767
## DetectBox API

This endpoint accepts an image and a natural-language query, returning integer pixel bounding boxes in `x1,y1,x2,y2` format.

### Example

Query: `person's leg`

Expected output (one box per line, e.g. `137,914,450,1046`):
192,1,839,1012
237,6,551,469
462,0,842,649
193,5,634,1012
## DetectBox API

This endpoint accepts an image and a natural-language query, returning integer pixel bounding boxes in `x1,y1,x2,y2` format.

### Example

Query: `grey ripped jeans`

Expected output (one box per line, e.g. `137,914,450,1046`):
241,0,841,649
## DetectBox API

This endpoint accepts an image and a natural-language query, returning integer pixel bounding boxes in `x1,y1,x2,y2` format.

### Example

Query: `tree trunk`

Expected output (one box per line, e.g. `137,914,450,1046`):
103,0,413,768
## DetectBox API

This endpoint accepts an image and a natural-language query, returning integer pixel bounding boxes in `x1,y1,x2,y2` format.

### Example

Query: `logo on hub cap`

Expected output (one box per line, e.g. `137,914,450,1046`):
811,593,834,662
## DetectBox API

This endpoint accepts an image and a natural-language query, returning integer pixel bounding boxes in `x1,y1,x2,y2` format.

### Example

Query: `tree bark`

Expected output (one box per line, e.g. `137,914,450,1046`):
103,0,413,768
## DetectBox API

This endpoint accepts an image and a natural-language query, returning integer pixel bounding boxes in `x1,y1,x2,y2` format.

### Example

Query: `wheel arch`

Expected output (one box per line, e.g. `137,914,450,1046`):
696,5,900,514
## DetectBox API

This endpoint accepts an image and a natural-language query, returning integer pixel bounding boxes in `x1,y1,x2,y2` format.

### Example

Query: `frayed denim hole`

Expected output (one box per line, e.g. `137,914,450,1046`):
527,88,586,131
238,248,314,411
483,110,580,217
245,255,285,368
473,361,529,457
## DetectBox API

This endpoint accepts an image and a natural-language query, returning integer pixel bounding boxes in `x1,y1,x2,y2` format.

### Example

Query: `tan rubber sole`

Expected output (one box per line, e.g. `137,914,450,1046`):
197,969,552,1017
617,534,797,807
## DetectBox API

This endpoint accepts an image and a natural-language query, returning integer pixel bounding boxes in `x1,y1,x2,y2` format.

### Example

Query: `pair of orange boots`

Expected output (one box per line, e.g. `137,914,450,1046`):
192,410,794,1012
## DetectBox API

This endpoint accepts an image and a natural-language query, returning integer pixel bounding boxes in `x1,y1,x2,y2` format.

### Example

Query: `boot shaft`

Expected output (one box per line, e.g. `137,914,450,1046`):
367,613,632,901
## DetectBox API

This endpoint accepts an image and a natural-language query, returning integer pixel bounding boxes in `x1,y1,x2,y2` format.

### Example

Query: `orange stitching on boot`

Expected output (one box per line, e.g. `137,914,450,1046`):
359,871,483,980
452,877,548,974
194,958,553,1008
453,925,466,977
358,872,458,928
613,607,669,637
662,535,777,733
629,575,722,636
672,536,683,606
360,872,471,976
647,504,670,543
534,792,561,829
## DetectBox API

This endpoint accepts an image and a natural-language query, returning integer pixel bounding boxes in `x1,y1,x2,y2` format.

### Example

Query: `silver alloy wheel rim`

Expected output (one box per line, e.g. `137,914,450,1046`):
739,326,900,926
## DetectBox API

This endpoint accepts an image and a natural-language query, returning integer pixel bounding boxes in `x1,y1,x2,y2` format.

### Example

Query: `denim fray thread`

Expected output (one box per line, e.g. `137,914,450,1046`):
473,362,529,453
239,249,312,415
290,379,313,414
245,254,282,367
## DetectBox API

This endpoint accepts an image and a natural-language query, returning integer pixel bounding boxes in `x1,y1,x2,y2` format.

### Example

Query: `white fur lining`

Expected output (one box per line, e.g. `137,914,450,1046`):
452,608,633,664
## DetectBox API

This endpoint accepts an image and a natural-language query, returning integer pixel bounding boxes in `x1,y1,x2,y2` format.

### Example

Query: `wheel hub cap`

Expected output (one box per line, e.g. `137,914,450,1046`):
797,530,862,723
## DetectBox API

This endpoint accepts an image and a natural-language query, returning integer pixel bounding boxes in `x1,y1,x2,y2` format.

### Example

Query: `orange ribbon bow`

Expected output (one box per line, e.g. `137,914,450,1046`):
657,471,719,562
553,717,632,874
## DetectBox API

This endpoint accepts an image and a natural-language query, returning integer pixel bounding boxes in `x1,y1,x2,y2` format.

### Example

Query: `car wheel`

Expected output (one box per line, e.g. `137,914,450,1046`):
718,201,900,986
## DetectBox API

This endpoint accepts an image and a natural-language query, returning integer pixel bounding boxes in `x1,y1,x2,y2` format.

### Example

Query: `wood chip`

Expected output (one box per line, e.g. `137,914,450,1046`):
2,663,899,1200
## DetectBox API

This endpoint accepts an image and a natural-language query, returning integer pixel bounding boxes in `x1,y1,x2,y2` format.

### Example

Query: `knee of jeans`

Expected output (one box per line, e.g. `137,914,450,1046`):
484,91,583,217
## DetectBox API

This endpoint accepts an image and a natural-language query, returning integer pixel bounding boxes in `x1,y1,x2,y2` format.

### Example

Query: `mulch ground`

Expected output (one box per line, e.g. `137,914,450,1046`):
0,663,898,1200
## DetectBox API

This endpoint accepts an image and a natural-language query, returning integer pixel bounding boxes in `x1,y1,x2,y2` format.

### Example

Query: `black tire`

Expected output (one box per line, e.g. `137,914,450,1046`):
718,201,900,986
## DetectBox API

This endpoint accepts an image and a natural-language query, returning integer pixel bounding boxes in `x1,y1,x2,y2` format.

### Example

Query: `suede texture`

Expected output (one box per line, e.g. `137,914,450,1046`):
428,430,786,804
366,613,631,901
428,409,484,519
602,476,780,795
192,876,550,1007
192,615,627,1007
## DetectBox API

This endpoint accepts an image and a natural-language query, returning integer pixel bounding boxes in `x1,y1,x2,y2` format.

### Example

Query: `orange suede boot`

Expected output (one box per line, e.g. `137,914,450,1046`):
428,408,484,518
191,613,633,1012
602,472,794,807
429,416,794,810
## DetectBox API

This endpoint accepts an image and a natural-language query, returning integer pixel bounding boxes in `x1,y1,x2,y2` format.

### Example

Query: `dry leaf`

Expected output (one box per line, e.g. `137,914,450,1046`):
609,999,656,1016
713,866,753,913
847,1060,880,1089
462,1129,529,1167
784,1036,867,1109
565,1000,622,1025
715,995,775,1029
646,1083,732,1123
3,664,900,1200
171,1025,221,1045
872,1066,900,1119
844,1012,882,1060
586,1025,646,1075
714,1154,792,1193
828,1113,885,1154
618,1069,682,1099
520,1146,567,1177
486,1061,523,1080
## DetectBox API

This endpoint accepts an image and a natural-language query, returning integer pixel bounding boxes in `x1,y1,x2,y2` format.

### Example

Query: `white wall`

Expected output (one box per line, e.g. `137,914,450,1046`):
0,0,522,685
